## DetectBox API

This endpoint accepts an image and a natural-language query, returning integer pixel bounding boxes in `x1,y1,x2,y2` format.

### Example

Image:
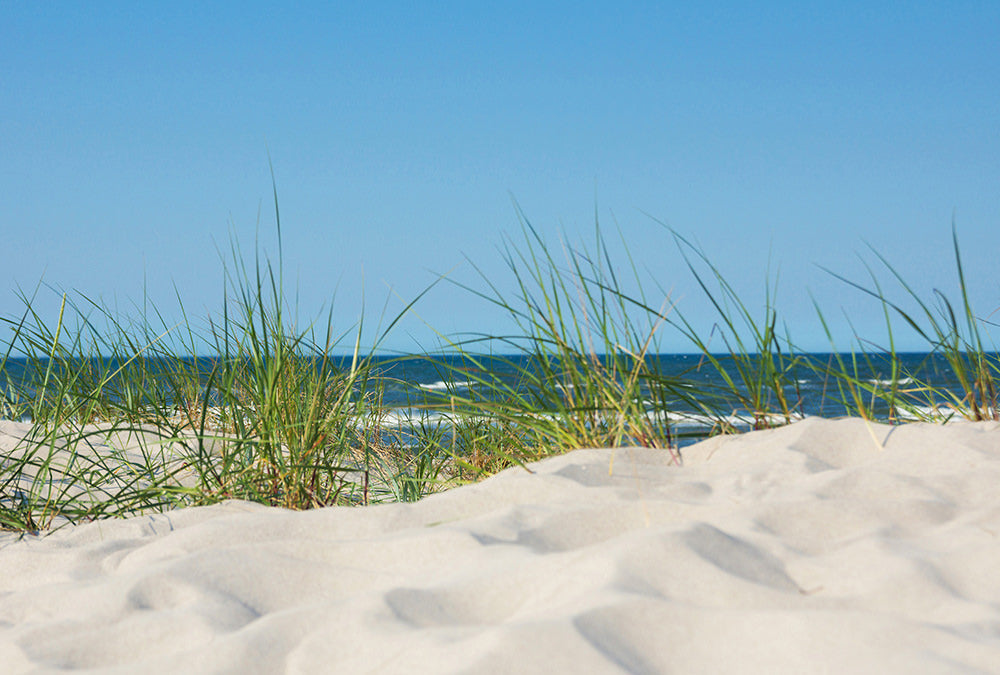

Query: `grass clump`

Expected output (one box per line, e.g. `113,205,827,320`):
421,208,693,473
660,228,805,433
817,225,998,422
0,190,442,532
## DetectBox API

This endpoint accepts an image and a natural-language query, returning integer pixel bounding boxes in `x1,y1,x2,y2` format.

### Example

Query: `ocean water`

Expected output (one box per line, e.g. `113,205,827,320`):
2,352,994,440
371,352,993,429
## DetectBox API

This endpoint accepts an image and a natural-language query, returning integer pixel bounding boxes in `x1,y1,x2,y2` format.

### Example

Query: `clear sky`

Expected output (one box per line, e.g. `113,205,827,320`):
2,2,998,353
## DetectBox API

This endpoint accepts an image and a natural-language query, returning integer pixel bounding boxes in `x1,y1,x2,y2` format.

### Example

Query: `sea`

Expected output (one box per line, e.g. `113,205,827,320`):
370,351,993,433
2,352,991,445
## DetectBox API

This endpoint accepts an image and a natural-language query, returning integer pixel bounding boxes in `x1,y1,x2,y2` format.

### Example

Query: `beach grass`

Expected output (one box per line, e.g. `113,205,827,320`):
657,226,805,432
420,208,685,472
0,193,437,531
1,200,996,533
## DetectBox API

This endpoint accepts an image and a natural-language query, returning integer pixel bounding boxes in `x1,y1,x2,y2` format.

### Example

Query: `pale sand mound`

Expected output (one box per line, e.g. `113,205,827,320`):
2,417,1000,673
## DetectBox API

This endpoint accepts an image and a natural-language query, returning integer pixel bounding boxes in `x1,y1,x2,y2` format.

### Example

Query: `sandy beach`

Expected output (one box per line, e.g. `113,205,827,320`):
1,416,999,673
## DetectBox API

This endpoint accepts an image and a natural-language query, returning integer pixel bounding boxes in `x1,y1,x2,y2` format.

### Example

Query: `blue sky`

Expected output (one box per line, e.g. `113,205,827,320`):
2,2,998,353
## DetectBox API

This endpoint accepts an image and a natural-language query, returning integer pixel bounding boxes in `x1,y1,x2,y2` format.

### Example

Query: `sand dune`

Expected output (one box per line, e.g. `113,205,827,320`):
2,417,1000,673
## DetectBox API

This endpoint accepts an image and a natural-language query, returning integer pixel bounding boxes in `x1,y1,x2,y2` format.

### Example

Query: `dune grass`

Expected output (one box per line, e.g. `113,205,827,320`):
0,196,440,531
418,208,686,474
0,200,995,533
656,226,806,432
818,227,998,421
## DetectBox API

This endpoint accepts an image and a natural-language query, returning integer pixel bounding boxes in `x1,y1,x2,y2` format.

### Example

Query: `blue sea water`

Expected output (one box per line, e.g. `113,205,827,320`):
2,352,993,437
371,351,990,419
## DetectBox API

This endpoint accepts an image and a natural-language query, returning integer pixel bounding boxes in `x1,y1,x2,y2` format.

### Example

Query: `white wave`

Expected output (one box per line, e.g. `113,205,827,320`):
380,408,452,426
891,404,962,422
866,377,915,387
657,410,807,430
417,380,475,392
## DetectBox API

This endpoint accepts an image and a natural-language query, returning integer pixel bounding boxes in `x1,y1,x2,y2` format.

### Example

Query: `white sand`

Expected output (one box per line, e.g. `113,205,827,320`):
1,417,1000,673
